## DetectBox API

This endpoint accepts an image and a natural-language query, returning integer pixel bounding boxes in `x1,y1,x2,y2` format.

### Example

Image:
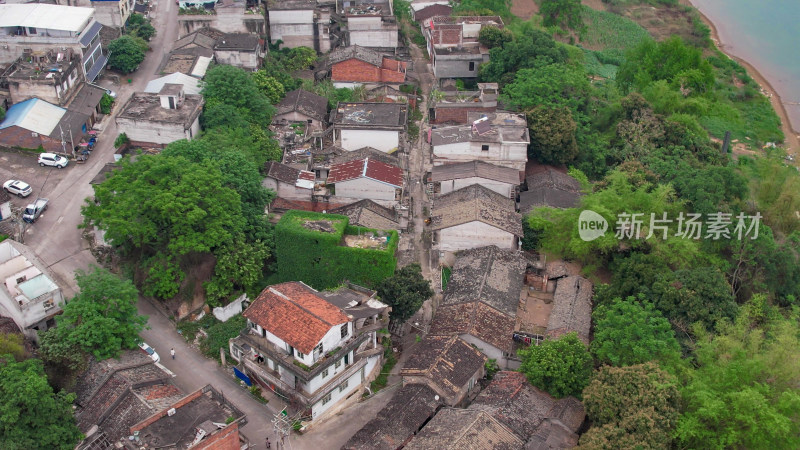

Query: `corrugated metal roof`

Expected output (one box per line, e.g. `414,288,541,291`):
0,98,66,136
191,56,212,78
0,4,94,33
145,73,204,95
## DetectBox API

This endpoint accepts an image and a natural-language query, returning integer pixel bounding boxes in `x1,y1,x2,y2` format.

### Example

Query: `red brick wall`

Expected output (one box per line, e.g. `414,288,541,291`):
332,59,382,83
431,106,497,124
197,423,241,450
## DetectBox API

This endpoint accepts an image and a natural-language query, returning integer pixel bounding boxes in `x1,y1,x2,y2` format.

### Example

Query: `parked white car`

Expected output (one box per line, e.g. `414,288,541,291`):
138,341,160,363
3,179,32,197
38,153,69,169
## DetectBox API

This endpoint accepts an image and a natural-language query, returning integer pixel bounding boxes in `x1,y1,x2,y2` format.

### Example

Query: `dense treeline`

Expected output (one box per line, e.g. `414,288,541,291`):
473,2,800,447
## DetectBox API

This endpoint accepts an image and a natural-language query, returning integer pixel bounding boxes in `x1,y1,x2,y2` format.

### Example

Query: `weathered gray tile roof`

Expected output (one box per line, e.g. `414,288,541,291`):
431,161,521,184
404,408,524,450
429,301,516,354
519,167,583,213
276,89,329,123
429,184,523,236
330,146,400,166
329,199,400,230
401,335,487,401
441,245,527,317
214,32,259,50
469,371,585,446
343,384,444,450
547,276,593,344
329,44,384,67
265,161,301,184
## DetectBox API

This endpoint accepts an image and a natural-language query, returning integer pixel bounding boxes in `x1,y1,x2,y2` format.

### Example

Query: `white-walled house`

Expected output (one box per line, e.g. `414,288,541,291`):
430,160,520,199
429,184,522,254
0,240,65,342
332,102,408,153
230,282,388,425
115,85,203,148
431,112,529,172
326,158,404,203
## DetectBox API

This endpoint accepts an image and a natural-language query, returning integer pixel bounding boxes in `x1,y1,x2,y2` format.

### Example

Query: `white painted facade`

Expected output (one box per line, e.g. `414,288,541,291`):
439,176,516,198
261,178,313,201
340,129,399,152
0,240,65,342
459,333,512,369
436,220,516,253
433,140,527,171
347,17,398,48
115,115,201,146
268,9,331,52
332,178,398,202
310,353,379,419
214,49,262,71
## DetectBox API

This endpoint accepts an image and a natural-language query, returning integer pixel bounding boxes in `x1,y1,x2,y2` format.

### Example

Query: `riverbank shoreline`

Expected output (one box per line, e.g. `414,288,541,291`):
685,0,800,153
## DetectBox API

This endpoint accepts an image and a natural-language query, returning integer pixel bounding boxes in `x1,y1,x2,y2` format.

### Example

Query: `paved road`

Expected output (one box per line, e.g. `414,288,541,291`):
23,0,179,297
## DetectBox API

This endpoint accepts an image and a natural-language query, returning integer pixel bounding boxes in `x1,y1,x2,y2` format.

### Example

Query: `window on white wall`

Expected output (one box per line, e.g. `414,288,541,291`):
321,393,332,405
340,323,348,339
322,368,329,378
338,379,349,392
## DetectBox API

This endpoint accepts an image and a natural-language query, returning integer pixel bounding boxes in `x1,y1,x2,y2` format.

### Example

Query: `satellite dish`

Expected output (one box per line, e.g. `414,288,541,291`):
434,395,440,401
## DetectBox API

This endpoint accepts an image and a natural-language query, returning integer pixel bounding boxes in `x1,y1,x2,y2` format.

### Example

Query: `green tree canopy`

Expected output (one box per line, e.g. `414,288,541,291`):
41,267,147,360
82,154,246,299
202,65,275,126
479,27,568,84
675,299,800,449
377,264,433,323
0,357,83,449
518,332,592,398
591,297,681,367
581,363,680,449
107,35,146,73
526,105,578,164
617,36,714,94
540,0,584,31
478,25,513,49
252,71,286,104
502,63,591,113
651,266,737,336
0,333,24,362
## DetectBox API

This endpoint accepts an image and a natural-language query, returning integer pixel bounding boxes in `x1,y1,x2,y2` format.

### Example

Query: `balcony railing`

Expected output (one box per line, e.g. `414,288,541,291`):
235,321,382,382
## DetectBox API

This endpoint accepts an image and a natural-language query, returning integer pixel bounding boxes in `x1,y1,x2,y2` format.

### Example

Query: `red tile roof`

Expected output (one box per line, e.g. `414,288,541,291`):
328,158,403,187
243,282,350,354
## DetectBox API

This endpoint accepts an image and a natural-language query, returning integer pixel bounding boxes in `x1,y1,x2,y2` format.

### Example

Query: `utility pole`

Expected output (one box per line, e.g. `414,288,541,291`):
272,408,292,450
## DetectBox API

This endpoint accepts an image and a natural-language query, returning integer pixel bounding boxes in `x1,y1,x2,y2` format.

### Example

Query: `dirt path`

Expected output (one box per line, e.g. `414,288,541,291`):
511,0,538,20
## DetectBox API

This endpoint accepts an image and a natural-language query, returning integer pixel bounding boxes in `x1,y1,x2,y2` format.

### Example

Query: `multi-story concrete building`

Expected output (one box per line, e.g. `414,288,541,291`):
422,16,503,82
343,2,398,50
0,240,65,341
267,0,332,53
51,0,134,30
0,4,107,82
115,85,203,147
431,112,529,172
331,102,408,153
230,281,388,425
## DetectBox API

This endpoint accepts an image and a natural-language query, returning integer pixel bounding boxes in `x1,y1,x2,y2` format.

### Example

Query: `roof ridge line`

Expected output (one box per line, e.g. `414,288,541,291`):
269,285,339,327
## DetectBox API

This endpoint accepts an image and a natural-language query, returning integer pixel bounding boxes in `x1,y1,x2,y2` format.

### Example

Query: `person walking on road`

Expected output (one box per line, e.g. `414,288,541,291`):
170,348,175,360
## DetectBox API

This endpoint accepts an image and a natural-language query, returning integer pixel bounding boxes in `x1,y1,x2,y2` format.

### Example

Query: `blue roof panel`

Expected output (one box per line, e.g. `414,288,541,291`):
79,21,103,47
0,98,37,130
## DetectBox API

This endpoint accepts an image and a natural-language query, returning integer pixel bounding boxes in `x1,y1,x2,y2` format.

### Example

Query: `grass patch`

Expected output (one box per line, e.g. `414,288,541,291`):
441,266,452,291
0,234,7,243
176,314,215,342
579,6,650,52
199,315,247,362
369,338,397,392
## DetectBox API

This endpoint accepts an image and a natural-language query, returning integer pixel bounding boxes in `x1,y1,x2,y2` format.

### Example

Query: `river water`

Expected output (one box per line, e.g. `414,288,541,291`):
691,0,800,131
